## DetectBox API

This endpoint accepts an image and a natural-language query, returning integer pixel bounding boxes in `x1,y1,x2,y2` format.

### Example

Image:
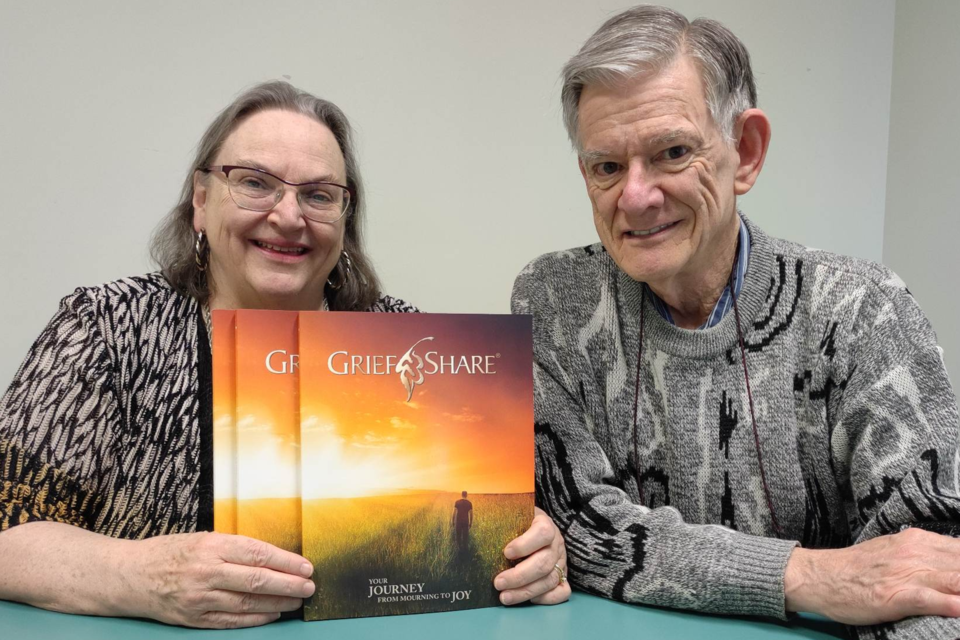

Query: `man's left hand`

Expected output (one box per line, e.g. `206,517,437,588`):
494,507,571,605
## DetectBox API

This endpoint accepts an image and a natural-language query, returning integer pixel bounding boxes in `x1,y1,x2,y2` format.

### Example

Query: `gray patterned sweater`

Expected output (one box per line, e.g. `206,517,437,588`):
0,273,416,538
511,217,960,639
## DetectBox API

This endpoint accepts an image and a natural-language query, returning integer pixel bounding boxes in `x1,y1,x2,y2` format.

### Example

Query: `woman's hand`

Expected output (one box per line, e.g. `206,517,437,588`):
121,531,315,628
494,507,571,606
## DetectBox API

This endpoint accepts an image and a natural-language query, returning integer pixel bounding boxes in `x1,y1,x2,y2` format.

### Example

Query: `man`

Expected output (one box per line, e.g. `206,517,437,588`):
511,6,960,638
453,491,474,551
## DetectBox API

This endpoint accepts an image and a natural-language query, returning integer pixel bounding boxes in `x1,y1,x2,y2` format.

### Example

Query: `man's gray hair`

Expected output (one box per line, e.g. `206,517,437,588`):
150,80,381,311
561,5,757,151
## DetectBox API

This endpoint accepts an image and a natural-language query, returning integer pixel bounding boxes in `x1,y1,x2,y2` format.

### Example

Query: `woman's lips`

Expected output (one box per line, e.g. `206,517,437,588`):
250,239,310,261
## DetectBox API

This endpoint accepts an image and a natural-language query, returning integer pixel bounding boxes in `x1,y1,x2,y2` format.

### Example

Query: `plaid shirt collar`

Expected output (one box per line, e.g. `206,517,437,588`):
649,216,751,330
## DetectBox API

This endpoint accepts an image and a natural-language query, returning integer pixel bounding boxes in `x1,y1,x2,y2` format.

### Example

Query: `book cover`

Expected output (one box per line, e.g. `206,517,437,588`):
212,310,237,534
233,310,302,554
297,313,534,621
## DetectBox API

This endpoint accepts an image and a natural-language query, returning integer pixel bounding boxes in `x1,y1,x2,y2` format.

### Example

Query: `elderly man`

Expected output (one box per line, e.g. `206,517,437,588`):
511,5,960,638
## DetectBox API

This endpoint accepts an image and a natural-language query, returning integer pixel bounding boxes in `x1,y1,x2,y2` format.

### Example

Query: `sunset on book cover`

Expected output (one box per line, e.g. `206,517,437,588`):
298,313,534,621
212,311,534,621
212,310,237,535
233,310,302,555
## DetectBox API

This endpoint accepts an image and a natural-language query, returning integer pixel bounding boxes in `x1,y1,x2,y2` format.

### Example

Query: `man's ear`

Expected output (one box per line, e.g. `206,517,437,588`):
192,171,207,232
732,108,771,196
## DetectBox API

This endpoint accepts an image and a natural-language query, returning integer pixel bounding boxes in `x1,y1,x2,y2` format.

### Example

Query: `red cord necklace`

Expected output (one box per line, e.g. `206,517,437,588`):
631,269,784,537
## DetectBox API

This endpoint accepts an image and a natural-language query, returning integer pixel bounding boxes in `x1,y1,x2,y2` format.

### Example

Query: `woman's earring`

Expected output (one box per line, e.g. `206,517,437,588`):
326,250,353,290
195,229,209,272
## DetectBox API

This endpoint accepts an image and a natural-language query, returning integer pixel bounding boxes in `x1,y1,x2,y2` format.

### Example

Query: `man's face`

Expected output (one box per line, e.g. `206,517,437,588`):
577,56,742,287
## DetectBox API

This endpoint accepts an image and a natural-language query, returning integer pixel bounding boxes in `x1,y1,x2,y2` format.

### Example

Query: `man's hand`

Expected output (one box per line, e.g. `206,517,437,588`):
494,507,571,606
785,528,960,625
120,532,315,629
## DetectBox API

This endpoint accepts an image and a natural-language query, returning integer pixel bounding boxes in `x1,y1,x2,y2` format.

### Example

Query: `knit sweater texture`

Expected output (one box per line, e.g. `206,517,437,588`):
511,217,960,639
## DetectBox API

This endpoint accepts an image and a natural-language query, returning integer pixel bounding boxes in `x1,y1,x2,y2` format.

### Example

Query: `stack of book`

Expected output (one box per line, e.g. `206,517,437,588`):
212,311,534,621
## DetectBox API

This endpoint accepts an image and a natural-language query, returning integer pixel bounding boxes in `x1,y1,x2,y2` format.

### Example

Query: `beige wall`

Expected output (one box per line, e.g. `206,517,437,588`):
883,0,960,398
1,1,899,387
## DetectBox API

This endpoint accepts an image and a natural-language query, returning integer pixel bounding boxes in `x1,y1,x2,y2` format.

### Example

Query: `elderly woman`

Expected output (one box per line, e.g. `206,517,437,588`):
0,81,569,628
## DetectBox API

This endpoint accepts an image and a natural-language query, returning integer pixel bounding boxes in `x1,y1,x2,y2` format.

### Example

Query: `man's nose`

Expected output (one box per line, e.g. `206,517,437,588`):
618,162,665,213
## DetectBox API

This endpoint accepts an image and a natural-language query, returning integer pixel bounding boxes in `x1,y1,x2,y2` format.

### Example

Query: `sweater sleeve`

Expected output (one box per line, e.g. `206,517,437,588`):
829,279,960,639
513,260,799,620
0,289,119,532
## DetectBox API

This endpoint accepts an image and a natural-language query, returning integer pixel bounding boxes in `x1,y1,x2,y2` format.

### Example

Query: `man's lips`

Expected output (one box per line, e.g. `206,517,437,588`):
623,220,680,238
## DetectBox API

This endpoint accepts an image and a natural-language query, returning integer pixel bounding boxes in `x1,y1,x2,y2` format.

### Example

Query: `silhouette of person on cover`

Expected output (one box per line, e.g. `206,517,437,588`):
452,491,473,551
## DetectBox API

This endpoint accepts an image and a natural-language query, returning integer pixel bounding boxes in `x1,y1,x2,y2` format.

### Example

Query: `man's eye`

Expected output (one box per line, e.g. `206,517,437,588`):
595,161,621,177
662,146,689,161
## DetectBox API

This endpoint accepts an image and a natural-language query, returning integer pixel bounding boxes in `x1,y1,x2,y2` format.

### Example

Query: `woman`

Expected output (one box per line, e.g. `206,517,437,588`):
0,81,569,628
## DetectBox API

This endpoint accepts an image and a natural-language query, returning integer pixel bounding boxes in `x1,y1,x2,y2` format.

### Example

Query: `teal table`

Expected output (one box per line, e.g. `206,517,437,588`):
0,592,846,639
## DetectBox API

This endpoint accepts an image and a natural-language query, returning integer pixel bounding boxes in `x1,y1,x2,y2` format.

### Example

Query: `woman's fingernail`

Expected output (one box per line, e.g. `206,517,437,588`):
501,593,514,605
303,581,316,597
300,562,313,577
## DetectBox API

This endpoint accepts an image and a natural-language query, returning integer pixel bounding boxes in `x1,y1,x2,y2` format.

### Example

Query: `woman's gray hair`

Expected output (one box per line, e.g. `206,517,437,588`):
150,80,381,310
561,5,757,151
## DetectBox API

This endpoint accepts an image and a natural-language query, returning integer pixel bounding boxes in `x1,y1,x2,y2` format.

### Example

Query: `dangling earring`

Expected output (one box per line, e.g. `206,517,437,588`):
326,250,353,290
195,229,209,272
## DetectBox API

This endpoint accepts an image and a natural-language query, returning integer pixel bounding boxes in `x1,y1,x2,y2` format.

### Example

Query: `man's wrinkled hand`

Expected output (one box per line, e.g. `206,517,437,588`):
494,507,571,606
786,527,960,625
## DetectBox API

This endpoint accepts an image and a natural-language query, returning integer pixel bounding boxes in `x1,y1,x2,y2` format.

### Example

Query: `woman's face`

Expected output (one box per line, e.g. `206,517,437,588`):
193,109,347,311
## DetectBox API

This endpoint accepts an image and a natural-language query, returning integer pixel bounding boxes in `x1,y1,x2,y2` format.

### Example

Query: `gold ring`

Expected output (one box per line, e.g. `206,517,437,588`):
554,563,567,585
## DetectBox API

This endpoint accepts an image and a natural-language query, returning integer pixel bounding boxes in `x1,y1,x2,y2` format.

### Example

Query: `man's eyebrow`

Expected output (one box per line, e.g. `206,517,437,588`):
579,149,612,163
647,129,697,147
580,131,701,162
234,158,339,184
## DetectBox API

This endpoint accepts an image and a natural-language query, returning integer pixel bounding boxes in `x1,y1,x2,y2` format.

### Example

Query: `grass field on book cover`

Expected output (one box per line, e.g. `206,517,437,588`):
298,313,534,620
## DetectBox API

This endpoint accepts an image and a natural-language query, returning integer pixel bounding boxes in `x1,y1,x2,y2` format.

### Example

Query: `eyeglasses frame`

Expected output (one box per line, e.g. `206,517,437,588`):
199,165,354,223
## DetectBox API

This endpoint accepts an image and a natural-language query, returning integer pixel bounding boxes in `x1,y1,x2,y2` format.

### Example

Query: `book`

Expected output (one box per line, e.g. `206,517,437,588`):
234,310,301,555
213,311,534,621
211,310,236,534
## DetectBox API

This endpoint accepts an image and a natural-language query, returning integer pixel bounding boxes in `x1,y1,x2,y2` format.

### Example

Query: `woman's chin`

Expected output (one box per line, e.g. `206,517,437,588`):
245,279,325,310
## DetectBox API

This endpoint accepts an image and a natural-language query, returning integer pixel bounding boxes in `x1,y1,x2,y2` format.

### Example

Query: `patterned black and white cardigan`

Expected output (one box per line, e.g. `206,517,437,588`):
0,273,417,537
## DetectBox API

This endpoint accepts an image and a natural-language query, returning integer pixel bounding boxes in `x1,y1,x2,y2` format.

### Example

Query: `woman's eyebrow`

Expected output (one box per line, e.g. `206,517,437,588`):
235,158,338,184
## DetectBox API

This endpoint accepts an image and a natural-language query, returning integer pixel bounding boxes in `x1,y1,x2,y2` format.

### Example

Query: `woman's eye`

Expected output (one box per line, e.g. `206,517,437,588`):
241,178,269,190
662,146,689,161
595,161,621,177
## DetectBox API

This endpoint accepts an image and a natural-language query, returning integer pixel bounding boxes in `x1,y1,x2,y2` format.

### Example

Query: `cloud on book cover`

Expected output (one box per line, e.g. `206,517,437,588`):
301,415,336,433
351,431,400,449
389,416,418,431
443,407,484,423
237,415,272,432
